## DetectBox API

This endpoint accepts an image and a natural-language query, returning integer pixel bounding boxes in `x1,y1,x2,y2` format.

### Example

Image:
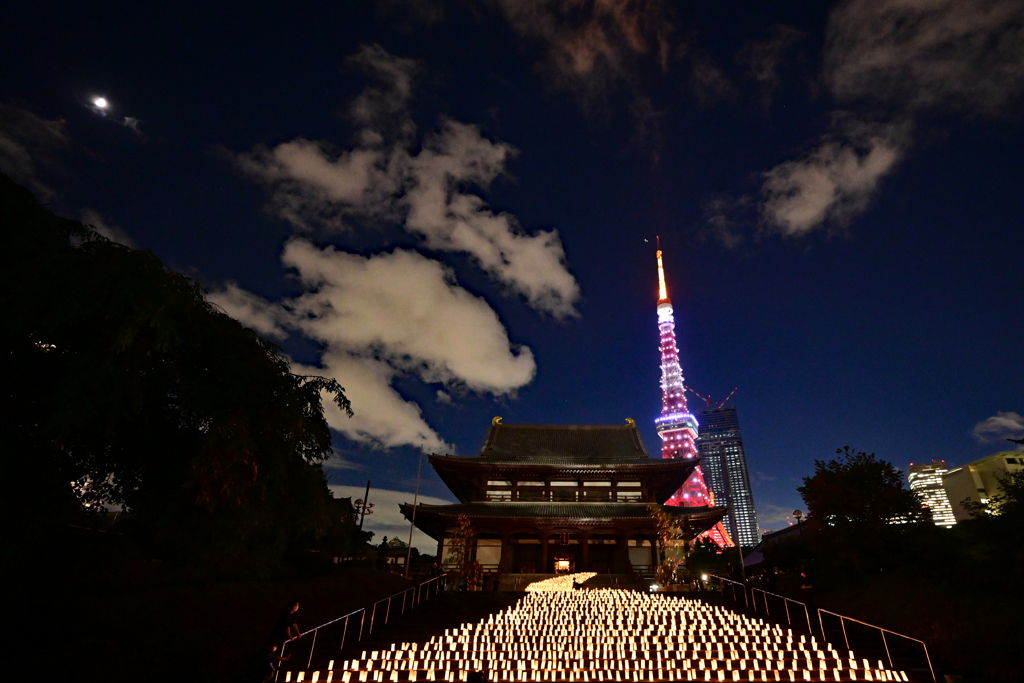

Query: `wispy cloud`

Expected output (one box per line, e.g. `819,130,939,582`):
0,102,69,202
737,25,804,109
973,411,1024,448
710,0,1024,241
491,0,676,100
210,244,536,452
80,209,137,248
236,45,580,319
760,118,909,236
756,503,801,531
824,0,1024,114
221,46,567,455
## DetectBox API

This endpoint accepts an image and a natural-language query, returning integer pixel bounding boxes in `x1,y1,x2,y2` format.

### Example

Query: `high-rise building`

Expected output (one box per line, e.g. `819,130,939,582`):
907,461,957,527
942,452,1024,522
696,406,760,547
653,244,733,547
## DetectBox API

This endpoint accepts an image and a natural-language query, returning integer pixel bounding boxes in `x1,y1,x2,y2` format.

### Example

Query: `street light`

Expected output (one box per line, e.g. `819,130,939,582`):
793,509,803,536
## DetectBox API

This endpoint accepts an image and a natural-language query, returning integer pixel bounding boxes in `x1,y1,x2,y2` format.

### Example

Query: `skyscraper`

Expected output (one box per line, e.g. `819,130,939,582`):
696,406,760,547
908,460,957,526
654,244,733,547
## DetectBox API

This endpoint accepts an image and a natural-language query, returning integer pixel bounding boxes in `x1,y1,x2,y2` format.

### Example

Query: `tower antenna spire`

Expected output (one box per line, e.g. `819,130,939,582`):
653,237,735,548
656,236,668,302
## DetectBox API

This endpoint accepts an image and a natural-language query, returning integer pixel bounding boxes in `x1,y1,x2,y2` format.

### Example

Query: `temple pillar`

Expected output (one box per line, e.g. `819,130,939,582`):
581,530,591,571
617,529,629,574
541,530,551,573
499,531,511,573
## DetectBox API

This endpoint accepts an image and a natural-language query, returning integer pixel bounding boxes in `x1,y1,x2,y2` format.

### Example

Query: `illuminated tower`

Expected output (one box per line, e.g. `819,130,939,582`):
655,242,733,547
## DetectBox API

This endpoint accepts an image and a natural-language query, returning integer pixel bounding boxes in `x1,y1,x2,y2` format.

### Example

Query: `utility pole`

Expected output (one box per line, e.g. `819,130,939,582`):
405,448,425,578
357,480,371,534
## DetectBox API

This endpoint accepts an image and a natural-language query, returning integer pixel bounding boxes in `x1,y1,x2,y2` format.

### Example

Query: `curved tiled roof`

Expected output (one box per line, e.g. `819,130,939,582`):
403,501,727,520
400,501,729,540
479,423,651,461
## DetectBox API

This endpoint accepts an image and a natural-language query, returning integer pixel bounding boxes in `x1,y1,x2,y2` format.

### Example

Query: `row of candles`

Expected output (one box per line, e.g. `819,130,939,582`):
284,577,907,683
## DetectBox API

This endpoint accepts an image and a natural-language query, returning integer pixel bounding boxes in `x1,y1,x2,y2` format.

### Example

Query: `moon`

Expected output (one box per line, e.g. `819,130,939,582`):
94,97,108,109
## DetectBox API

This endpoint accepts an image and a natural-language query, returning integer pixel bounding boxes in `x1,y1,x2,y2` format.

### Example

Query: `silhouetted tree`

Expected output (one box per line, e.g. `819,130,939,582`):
1,174,351,574
797,446,923,532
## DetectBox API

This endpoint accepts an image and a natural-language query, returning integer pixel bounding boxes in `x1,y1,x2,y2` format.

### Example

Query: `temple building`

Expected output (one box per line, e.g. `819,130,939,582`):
402,419,727,575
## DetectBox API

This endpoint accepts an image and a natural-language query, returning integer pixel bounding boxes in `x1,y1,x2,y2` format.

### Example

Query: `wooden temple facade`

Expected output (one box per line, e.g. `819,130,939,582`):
401,420,727,575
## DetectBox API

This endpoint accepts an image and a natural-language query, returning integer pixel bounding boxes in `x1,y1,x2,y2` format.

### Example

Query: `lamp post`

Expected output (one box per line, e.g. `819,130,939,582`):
355,480,373,534
405,448,424,578
793,509,803,536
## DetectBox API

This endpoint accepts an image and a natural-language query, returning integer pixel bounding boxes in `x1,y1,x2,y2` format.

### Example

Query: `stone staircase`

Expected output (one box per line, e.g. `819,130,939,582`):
496,574,641,592
277,582,919,682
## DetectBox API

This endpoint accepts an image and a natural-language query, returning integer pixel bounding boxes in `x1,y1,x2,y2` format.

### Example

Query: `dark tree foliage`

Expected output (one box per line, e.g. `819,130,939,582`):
685,537,728,575
797,446,923,531
1,174,352,574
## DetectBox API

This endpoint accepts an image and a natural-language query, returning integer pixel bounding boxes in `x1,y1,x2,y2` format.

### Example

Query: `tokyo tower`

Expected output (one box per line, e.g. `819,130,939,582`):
654,241,734,548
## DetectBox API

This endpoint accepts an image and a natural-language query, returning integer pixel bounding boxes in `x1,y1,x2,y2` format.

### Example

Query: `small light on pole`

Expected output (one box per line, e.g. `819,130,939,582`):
793,509,803,535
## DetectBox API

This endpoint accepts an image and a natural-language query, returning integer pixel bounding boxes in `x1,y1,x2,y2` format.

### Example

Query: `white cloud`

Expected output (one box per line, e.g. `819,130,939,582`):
322,452,363,471
80,208,136,248
236,45,580,318
825,0,1024,113
973,411,1024,447
329,484,455,554
210,244,536,451
208,281,290,341
405,120,579,317
0,102,69,202
295,353,451,452
755,503,801,531
492,0,675,98
738,25,804,108
283,242,537,394
761,121,907,236
749,0,1024,238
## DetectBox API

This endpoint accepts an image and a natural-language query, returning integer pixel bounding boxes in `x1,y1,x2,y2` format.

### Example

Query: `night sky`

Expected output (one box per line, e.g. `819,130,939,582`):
4,1,1023,550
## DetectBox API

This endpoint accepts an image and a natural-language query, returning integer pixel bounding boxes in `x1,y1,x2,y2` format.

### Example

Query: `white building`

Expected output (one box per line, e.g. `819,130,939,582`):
943,452,1024,522
907,460,957,527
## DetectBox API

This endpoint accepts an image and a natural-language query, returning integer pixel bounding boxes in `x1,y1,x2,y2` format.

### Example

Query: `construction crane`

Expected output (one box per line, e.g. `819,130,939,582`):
685,386,739,410
717,387,738,408
684,386,713,409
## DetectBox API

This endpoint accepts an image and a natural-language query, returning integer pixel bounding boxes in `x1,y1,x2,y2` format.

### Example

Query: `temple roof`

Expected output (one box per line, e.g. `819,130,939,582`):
477,422,652,462
401,501,728,540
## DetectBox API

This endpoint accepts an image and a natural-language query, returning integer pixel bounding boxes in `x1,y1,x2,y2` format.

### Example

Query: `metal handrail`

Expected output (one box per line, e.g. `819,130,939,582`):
709,575,749,609
750,586,812,634
276,573,448,679
818,609,935,682
709,576,811,634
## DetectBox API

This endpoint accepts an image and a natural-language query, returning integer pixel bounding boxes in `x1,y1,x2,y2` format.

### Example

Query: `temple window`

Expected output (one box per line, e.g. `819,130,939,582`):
582,481,612,486
550,488,578,502
487,490,512,501
487,480,512,486
517,480,545,486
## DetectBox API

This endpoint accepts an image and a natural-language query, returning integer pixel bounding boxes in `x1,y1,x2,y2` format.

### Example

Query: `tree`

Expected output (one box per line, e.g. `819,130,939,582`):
445,513,474,575
1,174,352,574
797,447,923,532
686,537,728,577
648,504,692,582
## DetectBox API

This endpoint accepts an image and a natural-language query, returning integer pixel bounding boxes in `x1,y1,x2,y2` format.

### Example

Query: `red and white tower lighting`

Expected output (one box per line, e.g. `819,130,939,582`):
654,241,733,547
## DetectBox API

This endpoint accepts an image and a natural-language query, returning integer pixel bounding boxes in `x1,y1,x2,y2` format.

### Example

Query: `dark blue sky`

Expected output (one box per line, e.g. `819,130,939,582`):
4,1,1022,543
